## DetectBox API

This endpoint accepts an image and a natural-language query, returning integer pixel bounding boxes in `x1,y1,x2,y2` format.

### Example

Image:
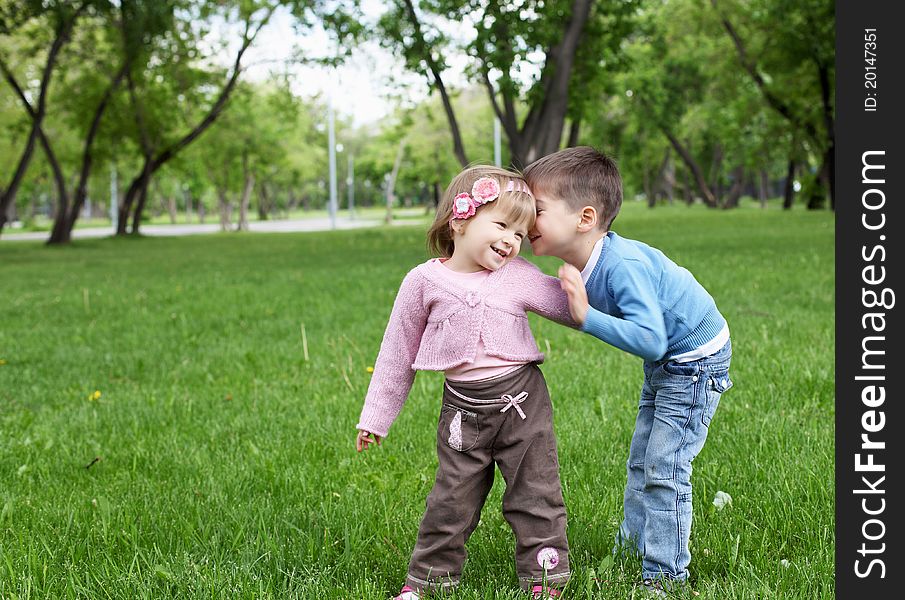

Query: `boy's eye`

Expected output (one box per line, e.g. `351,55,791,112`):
495,222,506,229
536,209,544,215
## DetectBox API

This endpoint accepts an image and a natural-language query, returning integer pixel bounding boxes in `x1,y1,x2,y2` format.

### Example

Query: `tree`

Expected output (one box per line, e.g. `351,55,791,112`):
710,0,834,209
114,1,274,235
379,0,635,167
0,0,90,237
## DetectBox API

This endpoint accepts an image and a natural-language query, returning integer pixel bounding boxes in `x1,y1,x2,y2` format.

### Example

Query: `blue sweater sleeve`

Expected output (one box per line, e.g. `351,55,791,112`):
581,257,668,361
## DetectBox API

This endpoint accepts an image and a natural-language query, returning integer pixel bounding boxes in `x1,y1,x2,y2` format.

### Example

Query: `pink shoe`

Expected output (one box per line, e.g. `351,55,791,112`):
531,585,562,598
393,585,420,600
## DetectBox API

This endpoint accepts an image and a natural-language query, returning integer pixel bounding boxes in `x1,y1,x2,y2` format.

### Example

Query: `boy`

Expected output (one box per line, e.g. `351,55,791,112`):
524,147,733,595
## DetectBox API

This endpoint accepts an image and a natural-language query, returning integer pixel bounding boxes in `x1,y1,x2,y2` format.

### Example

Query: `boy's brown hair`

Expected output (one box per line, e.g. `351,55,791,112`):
427,165,536,258
523,146,623,231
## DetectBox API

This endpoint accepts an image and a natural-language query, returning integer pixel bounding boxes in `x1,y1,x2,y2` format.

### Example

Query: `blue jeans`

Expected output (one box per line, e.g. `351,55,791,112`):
617,339,733,582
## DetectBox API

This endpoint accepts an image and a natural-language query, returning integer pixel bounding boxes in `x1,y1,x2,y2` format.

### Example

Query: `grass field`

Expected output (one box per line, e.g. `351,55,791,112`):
0,203,834,598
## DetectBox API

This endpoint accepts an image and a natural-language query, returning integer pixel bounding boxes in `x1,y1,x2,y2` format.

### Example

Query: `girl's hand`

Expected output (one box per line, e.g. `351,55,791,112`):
558,263,589,326
356,429,382,452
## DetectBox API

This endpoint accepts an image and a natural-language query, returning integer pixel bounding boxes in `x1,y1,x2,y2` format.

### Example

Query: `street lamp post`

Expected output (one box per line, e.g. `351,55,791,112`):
327,97,338,230
347,154,355,219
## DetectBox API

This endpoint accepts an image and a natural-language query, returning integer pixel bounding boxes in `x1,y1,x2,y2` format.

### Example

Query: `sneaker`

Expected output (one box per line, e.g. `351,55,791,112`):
531,584,562,598
637,579,668,597
392,585,421,600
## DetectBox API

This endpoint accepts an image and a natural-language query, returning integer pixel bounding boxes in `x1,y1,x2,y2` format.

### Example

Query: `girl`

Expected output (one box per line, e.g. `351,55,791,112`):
356,166,574,599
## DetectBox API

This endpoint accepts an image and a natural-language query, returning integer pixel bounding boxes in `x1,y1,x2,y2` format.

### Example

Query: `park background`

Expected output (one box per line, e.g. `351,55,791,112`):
1,0,834,598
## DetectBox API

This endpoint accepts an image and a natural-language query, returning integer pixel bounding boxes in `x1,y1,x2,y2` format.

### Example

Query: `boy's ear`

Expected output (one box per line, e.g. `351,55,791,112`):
576,206,599,232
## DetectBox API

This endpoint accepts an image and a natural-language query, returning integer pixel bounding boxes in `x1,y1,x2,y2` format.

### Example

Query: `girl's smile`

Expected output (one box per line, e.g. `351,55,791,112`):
445,203,529,273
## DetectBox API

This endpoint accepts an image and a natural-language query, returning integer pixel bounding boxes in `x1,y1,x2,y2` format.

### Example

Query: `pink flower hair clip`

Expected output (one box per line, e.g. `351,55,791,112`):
450,177,532,221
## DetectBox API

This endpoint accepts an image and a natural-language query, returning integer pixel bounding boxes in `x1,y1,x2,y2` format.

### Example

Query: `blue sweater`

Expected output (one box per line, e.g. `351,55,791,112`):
582,232,726,361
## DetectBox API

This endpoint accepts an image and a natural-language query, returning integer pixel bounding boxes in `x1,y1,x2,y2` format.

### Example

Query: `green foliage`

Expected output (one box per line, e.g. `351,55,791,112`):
1,0,834,230
0,205,834,597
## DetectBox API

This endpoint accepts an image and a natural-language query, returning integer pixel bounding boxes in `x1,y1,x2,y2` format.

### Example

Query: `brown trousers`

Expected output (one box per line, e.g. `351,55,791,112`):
406,363,570,593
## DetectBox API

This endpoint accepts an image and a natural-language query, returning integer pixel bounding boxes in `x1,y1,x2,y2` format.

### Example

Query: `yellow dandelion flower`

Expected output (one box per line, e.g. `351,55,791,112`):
366,366,374,373
90,390,102,401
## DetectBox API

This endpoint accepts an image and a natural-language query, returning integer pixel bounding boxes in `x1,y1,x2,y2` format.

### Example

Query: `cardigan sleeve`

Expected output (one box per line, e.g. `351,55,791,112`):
356,269,429,437
519,259,577,328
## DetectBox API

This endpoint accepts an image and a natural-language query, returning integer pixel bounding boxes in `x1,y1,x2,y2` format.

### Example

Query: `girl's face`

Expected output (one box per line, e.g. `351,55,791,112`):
447,202,530,272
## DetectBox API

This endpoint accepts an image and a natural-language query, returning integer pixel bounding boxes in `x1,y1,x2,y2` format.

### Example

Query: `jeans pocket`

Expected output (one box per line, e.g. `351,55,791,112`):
661,360,698,377
702,371,732,426
441,404,479,451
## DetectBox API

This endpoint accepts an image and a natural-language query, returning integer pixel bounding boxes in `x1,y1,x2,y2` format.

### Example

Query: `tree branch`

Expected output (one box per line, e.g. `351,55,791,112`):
401,0,467,167
710,0,818,143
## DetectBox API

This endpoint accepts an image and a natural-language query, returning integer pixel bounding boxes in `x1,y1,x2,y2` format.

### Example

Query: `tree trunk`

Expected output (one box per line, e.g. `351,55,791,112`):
654,147,673,205
184,188,193,222
404,0,592,168
237,159,254,231
682,167,694,205
759,169,769,208
708,144,724,199
3,194,15,225
6,98,70,245
122,67,155,235
126,162,153,234
782,159,796,209
0,124,39,236
663,150,675,205
806,166,825,210
722,166,744,209
662,131,718,207
288,191,300,212
53,62,128,243
257,183,270,220
218,189,232,231
495,0,593,166
0,3,86,237
166,196,177,224
818,60,835,210
385,139,405,225
567,117,581,148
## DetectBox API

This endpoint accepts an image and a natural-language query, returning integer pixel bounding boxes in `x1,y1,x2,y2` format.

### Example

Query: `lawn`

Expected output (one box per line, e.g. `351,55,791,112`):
0,203,834,598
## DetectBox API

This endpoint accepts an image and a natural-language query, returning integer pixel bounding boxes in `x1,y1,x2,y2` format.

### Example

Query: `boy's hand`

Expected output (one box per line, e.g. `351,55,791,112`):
558,264,589,326
356,429,382,452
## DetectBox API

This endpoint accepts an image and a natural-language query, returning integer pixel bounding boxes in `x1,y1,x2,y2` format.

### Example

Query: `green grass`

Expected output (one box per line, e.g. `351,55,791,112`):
0,203,834,598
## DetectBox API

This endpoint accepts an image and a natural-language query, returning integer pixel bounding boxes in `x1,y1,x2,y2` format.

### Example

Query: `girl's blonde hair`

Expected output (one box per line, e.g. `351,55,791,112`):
427,165,536,258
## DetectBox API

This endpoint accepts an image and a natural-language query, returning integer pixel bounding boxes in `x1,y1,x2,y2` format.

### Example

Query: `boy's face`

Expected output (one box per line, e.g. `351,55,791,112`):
527,193,581,259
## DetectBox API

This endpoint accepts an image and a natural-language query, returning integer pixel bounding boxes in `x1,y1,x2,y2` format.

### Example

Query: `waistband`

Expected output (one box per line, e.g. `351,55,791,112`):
443,362,543,421
443,362,540,396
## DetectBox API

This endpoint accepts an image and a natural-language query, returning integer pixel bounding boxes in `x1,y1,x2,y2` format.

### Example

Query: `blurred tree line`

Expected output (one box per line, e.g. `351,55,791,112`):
1,0,834,244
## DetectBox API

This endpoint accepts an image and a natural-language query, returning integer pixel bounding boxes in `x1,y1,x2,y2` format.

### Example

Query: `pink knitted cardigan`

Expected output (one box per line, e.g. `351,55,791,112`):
357,257,575,437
